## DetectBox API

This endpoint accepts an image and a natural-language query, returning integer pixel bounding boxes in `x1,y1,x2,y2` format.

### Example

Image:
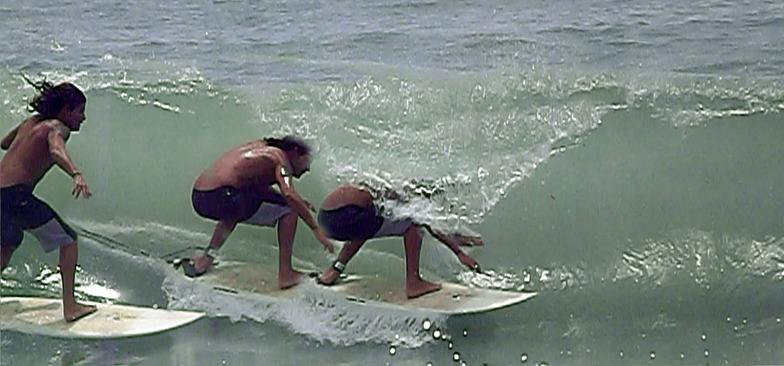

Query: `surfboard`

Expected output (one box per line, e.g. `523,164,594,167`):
0,296,205,339
197,261,536,315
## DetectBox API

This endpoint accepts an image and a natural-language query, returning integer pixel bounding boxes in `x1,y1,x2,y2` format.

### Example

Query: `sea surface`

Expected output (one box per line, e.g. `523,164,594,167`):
1,1,783,365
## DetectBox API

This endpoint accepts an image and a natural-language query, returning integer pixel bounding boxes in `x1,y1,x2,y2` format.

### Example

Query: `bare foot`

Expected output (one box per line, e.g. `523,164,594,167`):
192,255,214,273
278,269,306,289
64,302,97,322
318,268,340,285
406,279,442,299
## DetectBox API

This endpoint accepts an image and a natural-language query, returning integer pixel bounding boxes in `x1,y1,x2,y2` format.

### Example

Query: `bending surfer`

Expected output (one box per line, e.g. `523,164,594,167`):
316,183,483,298
1,78,97,322
185,136,334,289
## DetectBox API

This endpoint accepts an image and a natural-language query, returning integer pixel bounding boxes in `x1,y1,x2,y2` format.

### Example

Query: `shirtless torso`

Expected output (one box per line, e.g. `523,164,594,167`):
320,184,373,211
193,140,290,192
1,116,75,188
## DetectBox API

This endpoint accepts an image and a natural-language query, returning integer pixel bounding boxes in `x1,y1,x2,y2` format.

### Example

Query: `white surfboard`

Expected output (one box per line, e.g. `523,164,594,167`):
197,261,536,315
1,297,205,339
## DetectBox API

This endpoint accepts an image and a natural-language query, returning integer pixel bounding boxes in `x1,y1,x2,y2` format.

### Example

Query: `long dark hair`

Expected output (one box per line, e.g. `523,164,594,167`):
23,75,86,118
264,135,312,155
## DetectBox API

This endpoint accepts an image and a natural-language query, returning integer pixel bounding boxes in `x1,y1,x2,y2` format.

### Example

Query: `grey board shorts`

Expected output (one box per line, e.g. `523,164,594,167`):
1,185,78,252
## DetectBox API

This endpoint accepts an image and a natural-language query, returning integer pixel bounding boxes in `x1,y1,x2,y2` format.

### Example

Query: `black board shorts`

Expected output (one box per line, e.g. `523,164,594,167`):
318,204,413,241
192,186,290,226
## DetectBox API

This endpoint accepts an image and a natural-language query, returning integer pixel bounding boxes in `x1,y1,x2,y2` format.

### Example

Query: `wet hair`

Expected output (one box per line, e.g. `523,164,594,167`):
264,135,312,155
23,75,86,118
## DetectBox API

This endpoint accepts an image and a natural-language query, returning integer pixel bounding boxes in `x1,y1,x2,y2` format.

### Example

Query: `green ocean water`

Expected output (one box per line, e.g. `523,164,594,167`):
2,0,784,365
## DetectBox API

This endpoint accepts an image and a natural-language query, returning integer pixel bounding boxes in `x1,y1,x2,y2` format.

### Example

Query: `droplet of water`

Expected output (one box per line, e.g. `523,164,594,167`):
433,329,442,339
742,318,747,324
389,346,396,356
423,319,432,331
704,349,709,358
462,329,468,337
726,316,731,323
453,352,461,361
650,351,656,359
680,353,685,359
701,333,707,341
448,341,453,349
619,350,624,358
520,354,528,363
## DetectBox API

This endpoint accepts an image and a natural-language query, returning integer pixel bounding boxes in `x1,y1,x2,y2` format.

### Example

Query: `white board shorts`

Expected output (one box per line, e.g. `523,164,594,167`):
244,203,291,227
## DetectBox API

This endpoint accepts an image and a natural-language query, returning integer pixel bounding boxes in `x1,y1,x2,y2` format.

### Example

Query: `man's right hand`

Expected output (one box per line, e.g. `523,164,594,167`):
313,228,334,253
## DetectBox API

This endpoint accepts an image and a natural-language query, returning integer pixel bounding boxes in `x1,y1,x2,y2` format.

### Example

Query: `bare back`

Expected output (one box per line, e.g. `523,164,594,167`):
321,184,374,211
0,117,66,188
193,140,287,191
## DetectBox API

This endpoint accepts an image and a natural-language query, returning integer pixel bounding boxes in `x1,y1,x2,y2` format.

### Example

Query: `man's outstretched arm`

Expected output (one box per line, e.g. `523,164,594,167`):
46,122,91,199
424,225,482,273
274,161,334,252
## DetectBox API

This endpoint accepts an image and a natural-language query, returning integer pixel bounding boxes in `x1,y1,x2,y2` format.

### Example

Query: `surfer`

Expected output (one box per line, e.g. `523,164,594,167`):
316,183,483,298
0,78,97,322
183,136,334,289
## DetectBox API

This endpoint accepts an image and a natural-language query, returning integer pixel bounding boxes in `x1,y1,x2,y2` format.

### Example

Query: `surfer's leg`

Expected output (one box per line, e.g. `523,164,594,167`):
1,245,14,270
58,241,96,322
18,203,95,320
210,219,236,250
277,211,305,289
1,223,21,270
318,239,366,285
403,225,441,298
190,219,236,275
1,188,24,271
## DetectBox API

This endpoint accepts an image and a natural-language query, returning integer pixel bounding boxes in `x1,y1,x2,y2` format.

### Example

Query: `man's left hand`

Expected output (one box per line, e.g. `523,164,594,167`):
457,252,481,273
72,174,91,199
